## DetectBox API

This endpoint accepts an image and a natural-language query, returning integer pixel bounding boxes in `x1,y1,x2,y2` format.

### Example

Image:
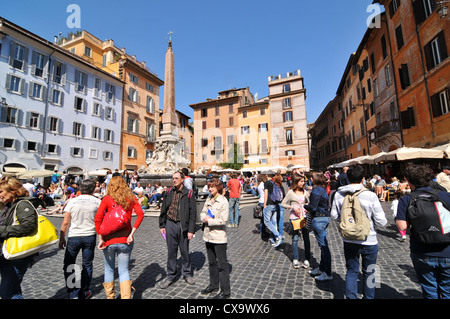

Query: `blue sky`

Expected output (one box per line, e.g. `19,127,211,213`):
2,0,378,123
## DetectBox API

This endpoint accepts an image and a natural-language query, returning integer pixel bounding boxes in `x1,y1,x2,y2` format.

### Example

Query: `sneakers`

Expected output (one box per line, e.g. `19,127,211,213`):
302,260,310,269
271,236,285,248
293,260,300,269
315,273,333,281
309,267,322,277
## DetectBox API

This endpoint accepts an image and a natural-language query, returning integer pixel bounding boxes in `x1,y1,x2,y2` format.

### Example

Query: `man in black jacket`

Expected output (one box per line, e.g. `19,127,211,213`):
159,171,197,289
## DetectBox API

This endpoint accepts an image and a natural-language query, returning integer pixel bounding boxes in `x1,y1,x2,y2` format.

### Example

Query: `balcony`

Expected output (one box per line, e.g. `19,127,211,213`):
368,120,401,143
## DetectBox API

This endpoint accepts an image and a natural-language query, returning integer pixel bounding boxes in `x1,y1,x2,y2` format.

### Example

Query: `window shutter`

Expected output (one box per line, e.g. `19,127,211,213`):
430,92,441,118
5,74,11,91
31,51,37,75
22,47,29,72
8,42,16,66
413,0,426,25
437,31,448,62
424,41,434,71
19,78,25,95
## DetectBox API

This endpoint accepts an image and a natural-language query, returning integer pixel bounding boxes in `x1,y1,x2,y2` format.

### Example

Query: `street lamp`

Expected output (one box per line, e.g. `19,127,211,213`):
437,1,449,18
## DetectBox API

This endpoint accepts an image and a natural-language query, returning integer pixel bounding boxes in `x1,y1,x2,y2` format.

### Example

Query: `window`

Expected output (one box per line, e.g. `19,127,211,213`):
105,83,115,103
84,46,92,57
215,105,220,116
105,107,115,120
381,35,388,60
29,82,44,100
0,138,16,149
91,126,101,140
424,31,448,71
283,98,291,109
414,0,435,24
202,121,207,130
286,129,293,145
10,43,27,71
32,51,46,77
399,64,411,90
431,89,449,118
147,123,155,142
260,138,268,154
26,112,41,128
215,119,220,128
227,135,234,146
146,96,154,113
0,106,19,124
75,70,87,93
401,107,416,129
70,147,82,157
103,151,112,160
283,111,293,122
260,107,266,115
52,61,65,85
127,146,137,158
129,72,138,84
283,84,291,93
6,74,25,94
73,122,83,137
285,150,295,156
45,144,58,154
201,108,208,117
385,64,392,86
89,149,98,159
47,117,60,132
50,89,64,105
229,116,234,126
92,102,102,116
258,123,268,132
104,129,113,142
241,126,250,135
102,54,107,67
146,82,154,92
202,138,208,148
228,104,233,113
24,141,39,152
74,96,86,112
94,78,101,98
127,116,139,133
242,110,248,118
389,0,401,17
214,136,222,151
395,25,404,51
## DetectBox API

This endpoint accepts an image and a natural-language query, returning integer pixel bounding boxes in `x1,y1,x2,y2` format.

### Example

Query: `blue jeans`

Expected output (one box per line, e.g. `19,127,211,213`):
229,197,240,225
312,217,331,276
263,205,280,240
277,204,284,237
344,242,379,299
102,242,134,283
411,253,450,299
149,193,162,204
63,235,96,298
292,227,311,261
0,254,34,299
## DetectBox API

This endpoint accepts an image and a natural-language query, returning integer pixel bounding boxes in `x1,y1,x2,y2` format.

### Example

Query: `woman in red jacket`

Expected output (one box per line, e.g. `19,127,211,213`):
95,176,144,299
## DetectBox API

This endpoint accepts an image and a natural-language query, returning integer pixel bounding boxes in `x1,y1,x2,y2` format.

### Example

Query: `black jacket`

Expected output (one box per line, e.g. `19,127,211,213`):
159,186,197,234
0,197,38,242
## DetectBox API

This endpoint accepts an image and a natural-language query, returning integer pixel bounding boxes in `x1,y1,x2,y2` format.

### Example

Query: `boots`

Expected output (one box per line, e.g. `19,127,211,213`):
103,281,115,299
120,280,133,299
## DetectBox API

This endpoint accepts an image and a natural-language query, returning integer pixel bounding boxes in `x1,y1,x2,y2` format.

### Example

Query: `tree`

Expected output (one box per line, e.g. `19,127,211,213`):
218,142,244,170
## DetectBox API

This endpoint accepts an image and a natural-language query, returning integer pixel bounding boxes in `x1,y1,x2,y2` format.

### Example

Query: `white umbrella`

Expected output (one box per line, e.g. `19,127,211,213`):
270,165,287,171
18,169,54,179
290,164,308,169
88,169,109,176
394,147,444,161
217,168,239,173
240,167,255,172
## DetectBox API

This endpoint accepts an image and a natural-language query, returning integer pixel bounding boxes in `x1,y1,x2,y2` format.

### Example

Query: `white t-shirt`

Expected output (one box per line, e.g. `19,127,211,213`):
64,195,101,237
257,182,265,204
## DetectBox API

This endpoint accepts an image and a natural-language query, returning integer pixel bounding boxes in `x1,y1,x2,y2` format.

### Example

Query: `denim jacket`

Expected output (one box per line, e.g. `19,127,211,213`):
304,186,329,217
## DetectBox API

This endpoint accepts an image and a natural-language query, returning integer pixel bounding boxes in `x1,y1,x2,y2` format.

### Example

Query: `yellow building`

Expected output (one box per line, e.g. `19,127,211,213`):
60,31,164,171
237,98,272,169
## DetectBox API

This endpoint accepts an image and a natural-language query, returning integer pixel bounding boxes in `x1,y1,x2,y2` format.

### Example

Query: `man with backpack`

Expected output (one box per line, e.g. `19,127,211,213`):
395,164,450,299
331,165,387,299
263,172,285,247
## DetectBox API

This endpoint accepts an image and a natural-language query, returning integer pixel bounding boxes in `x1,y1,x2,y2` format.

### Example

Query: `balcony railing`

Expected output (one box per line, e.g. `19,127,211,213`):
369,120,400,142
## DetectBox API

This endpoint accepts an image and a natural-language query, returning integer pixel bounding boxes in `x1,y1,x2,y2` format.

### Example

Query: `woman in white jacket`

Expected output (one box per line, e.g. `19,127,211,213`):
200,178,230,299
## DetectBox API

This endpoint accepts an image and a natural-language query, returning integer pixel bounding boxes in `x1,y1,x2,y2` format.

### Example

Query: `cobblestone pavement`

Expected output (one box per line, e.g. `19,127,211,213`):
20,199,422,300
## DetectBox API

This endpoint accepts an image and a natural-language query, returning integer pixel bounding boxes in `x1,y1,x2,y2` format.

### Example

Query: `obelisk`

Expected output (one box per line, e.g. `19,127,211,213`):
160,32,179,140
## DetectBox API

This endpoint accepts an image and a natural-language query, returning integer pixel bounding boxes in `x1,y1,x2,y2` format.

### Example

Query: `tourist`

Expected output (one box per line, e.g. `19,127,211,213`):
200,178,231,299
59,179,100,299
138,192,149,210
95,176,145,299
391,191,406,241
305,171,332,281
281,173,311,269
395,164,450,299
0,176,38,299
149,181,164,205
263,172,285,247
330,165,387,298
273,174,285,238
159,171,197,289
227,172,241,227
257,174,267,235
436,165,450,192
337,166,350,188
133,182,144,195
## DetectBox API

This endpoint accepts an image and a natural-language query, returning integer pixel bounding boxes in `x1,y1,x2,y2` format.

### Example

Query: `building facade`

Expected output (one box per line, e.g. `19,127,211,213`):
0,17,123,176
268,70,309,168
60,31,164,171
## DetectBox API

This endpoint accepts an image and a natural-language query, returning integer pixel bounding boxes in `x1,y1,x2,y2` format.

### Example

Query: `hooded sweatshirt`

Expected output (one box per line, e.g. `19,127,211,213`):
330,183,387,245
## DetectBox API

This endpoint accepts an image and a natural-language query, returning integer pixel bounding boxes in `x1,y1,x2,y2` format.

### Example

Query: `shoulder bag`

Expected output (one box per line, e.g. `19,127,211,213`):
98,199,131,236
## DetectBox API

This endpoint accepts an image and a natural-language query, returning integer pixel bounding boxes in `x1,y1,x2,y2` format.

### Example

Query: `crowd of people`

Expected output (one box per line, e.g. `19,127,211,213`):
0,163,449,299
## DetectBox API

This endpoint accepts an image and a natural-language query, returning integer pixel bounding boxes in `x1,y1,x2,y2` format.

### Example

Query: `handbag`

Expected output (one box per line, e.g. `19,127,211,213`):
98,200,130,236
291,217,306,231
2,200,58,260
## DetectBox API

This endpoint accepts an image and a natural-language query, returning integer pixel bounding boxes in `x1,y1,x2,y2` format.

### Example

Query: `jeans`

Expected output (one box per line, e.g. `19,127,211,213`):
63,235,96,298
277,204,284,237
344,242,379,299
411,253,450,299
229,197,240,225
0,254,34,299
312,217,331,276
102,242,134,283
292,227,311,261
263,205,280,240
149,193,162,204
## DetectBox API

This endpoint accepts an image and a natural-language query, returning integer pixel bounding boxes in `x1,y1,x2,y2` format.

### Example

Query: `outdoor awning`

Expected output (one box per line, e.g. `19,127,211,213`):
380,147,444,161
431,143,450,157
18,169,54,179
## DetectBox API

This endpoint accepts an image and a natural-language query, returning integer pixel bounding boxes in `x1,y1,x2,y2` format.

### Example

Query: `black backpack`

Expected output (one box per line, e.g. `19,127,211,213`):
407,189,450,245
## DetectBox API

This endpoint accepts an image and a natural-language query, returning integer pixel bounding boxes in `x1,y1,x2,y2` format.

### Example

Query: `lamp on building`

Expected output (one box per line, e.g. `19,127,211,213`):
437,1,449,18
